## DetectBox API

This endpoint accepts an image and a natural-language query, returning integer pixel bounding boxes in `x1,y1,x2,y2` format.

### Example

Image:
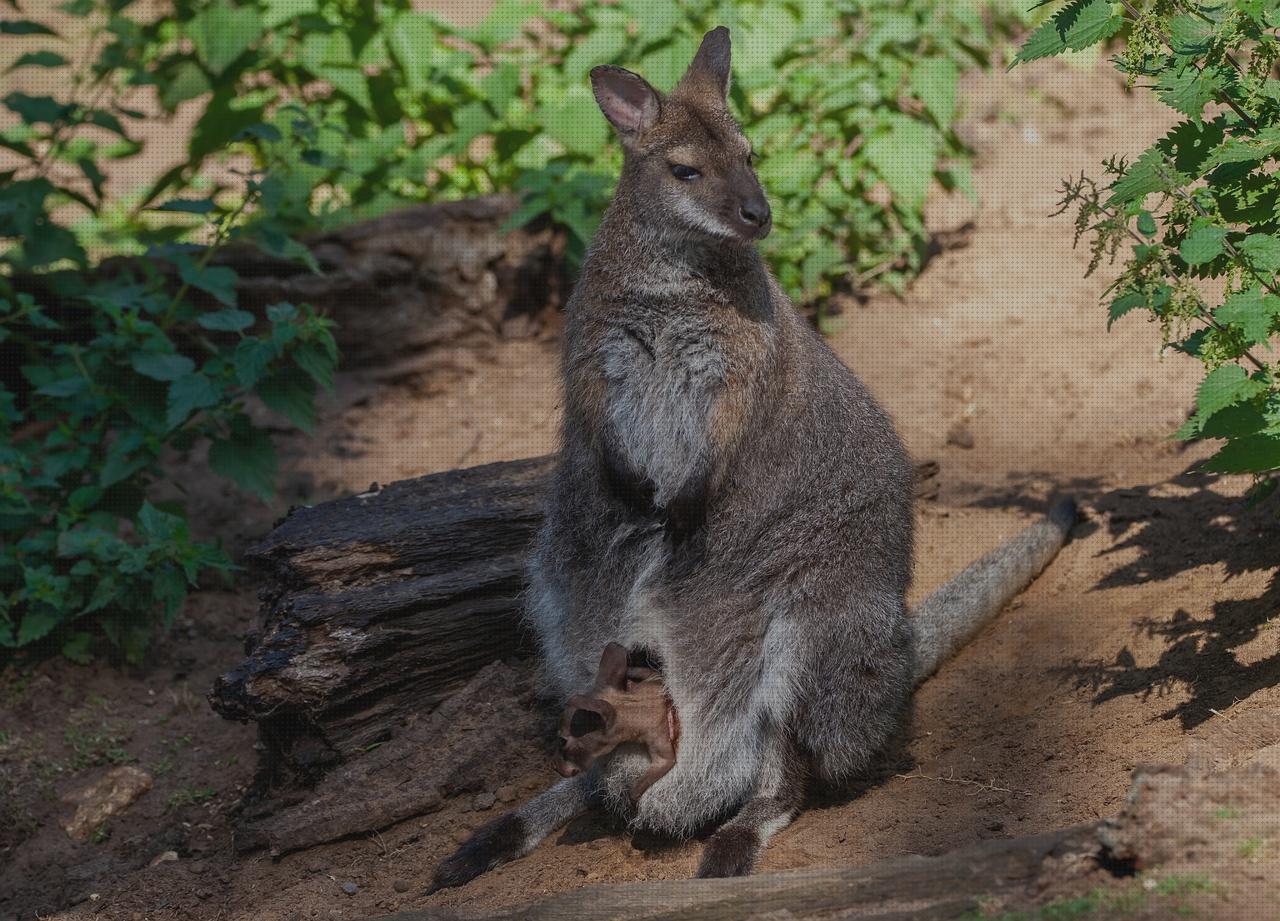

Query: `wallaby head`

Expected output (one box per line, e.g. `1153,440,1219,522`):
589,26,771,242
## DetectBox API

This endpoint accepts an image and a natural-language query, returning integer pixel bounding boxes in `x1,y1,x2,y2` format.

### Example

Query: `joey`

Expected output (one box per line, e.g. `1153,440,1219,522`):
554,643,679,803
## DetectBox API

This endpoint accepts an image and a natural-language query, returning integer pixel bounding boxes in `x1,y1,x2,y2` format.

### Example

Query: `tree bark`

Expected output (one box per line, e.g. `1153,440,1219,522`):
209,455,940,783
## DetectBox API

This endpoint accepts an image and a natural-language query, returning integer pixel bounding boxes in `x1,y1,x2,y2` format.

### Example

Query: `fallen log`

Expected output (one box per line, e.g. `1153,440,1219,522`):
4,196,563,401
384,822,1103,921
209,455,941,783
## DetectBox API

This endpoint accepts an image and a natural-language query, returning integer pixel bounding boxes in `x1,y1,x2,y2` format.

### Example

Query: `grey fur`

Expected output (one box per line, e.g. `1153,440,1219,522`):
430,28,1076,891
912,498,1077,683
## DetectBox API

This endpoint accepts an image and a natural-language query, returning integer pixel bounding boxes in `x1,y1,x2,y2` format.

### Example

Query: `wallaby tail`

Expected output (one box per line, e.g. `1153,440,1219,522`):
911,498,1077,684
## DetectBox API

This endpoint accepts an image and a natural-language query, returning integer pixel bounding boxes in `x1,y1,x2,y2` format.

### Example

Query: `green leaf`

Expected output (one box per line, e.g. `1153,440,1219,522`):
542,84,608,157
1136,211,1157,237
0,20,58,36
208,421,277,501
1216,289,1280,344
17,607,60,646
197,308,254,332
152,197,219,214
257,367,316,433
3,92,72,125
1202,435,1280,474
1180,225,1227,265
166,373,221,428
910,57,959,129
865,118,937,211
1155,66,1228,120
293,341,335,390
1238,233,1280,273
1108,290,1146,329
1014,0,1123,64
186,0,262,75
61,631,94,664
179,262,238,306
7,51,69,71
1197,364,1266,419
159,60,213,111
131,352,195,382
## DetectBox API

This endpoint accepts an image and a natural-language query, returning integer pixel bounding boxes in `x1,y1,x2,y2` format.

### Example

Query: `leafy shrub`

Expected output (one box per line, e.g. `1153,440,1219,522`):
1,5,338,663
59,0,1019,297
1018,0,1280,496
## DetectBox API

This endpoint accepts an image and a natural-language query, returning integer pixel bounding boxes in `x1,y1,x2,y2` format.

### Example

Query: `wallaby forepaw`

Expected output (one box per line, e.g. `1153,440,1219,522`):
695,826,759,878
428,813,526,894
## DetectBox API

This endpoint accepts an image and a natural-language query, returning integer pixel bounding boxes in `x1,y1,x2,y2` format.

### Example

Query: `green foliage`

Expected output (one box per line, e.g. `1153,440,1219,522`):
49,0,1019,295
1022,0,1280,494
1,3,338,664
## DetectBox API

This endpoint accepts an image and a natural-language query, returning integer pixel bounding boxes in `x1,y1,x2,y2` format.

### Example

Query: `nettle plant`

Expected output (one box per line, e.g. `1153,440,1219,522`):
1,6,337,662
80,0,1018,296
1018,0,1280,497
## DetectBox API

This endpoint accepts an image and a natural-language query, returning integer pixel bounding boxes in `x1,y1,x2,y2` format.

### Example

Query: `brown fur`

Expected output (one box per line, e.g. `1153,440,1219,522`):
554,643,679,803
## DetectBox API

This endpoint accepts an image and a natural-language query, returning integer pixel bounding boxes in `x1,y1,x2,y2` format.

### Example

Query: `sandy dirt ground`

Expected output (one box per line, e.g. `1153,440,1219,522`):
3,52,1280,921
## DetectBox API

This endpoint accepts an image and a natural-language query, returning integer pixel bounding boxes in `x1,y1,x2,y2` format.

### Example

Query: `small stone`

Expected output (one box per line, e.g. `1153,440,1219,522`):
63,766,153,842
495,785,517,804
148,850,179,867
341,881,358,896
946,421,975,450
392,879,410,893
306,858,332,874
195,888,212,900
452,826,473,845
472,792,496,812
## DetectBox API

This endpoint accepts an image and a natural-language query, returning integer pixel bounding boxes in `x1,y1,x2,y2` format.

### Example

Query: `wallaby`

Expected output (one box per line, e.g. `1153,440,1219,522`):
429,27,1077,891
554,642,679,803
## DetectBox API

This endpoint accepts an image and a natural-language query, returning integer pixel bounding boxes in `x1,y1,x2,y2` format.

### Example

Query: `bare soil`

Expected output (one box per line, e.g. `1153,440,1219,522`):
3,54,1280,921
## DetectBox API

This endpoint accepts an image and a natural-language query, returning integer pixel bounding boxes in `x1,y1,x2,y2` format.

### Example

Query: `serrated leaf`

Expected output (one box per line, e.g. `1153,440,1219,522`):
1180,225,1227,265
131,352,195,382
1239,233,1280,272
17,606,60,646
1014,0,1123,65
166,373,221,428
1155,66,1228,120
292,342,335,390
1197,364,1265,418
1108,290,1146,329
1202,435,1280,473
1216,289,1280,344
257,367,316,433
1203,126,1280,171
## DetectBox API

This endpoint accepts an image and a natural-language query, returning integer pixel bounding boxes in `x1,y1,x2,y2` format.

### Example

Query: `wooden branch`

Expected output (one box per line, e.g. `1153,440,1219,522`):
384,823,1101,921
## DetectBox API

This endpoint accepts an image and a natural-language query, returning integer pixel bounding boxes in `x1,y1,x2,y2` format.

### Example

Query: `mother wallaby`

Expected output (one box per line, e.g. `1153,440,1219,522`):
432,26,1071,889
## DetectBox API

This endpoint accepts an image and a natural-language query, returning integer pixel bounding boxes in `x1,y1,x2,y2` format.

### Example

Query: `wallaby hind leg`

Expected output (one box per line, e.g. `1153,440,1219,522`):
695,726,806,878
429,773,600,893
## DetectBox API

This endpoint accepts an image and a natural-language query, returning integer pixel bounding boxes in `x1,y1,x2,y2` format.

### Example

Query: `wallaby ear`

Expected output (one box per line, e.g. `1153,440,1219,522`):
676,26,731,105
596,642,631,691
590,65,661,137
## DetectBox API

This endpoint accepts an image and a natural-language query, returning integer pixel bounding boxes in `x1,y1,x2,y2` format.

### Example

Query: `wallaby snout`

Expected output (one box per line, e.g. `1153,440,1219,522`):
737,192,771,238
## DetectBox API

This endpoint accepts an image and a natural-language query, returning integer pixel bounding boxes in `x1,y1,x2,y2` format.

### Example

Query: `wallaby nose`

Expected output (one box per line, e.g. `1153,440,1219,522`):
739,201,769,227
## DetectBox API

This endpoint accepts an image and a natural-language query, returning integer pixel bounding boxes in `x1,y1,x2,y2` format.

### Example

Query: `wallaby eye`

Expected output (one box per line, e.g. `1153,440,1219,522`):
670,164,700,181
